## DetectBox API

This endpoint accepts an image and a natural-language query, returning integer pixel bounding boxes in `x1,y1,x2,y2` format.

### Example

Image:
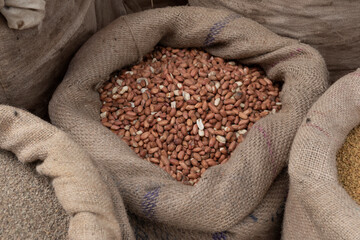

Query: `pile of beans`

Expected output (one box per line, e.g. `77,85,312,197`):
99,47,281,185
337,125,360,205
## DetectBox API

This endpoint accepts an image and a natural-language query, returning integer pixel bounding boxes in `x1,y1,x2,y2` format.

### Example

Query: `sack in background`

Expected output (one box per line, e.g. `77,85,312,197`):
123,0,188,12
283,69,360,239
0,105,134,240
0,0,130,118
189,0,360,83
49,6,328,239
95,0,129,30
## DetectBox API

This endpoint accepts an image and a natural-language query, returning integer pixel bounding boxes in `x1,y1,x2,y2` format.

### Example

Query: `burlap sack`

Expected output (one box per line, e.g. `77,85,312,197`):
97,0,188,27
283,69,360,239
0,105,134,240
189,0,360,84
95,0,129,30
0,0,130,118
49,6,328,239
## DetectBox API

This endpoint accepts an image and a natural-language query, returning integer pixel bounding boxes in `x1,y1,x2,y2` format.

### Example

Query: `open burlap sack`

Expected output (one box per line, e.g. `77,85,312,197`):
0,0,131,118
49,6,328,239
0,105,134,240
189,0,360,84
283,69,360,239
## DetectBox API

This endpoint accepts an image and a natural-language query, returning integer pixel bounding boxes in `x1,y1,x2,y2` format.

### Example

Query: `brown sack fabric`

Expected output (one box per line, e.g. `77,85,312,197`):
189,0,360,83
0,105,134,240
49,6,328,239
95,0,129,30
0,0,97,117
0,0,130,118
283,69,360,239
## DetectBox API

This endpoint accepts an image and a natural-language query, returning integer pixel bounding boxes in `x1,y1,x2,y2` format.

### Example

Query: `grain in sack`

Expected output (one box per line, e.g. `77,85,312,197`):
337,125,360,205
0,105,133,240
0,149,69,239
283,69,360,240
99,46,282,185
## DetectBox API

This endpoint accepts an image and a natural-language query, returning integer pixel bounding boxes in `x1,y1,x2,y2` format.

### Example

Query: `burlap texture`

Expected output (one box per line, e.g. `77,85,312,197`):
283,69,360,239
49,6,328,239
189,0,360,83
95,0,128,30
0,0,131,118
95,0,188,29
0,105,134,240
0,0,97,117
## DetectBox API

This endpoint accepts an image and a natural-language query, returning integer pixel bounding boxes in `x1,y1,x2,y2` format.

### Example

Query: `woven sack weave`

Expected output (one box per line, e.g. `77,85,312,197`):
0,0,130,117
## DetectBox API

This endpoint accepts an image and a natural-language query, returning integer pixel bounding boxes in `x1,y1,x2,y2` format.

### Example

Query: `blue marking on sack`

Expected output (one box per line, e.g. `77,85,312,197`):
249,214,258,222
212,231,227,240
204,14,241,47
142,187,161,219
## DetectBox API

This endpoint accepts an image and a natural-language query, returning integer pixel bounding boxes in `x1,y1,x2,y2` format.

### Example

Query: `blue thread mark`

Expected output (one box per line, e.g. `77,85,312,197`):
212,231,227,240
141,187,160,219
204,14,241,47
249,214,258,222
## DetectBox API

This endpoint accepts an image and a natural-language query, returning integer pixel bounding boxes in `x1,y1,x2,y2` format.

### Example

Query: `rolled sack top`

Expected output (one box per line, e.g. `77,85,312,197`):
0,0,46,30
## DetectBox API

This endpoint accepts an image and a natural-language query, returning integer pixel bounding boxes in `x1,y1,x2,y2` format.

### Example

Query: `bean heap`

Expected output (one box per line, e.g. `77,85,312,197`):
99,47,281,185
337,125,360,205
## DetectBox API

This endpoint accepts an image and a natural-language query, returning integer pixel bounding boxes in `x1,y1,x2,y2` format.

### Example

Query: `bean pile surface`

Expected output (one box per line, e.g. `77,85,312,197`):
99,47,281,185
337,125,360,205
